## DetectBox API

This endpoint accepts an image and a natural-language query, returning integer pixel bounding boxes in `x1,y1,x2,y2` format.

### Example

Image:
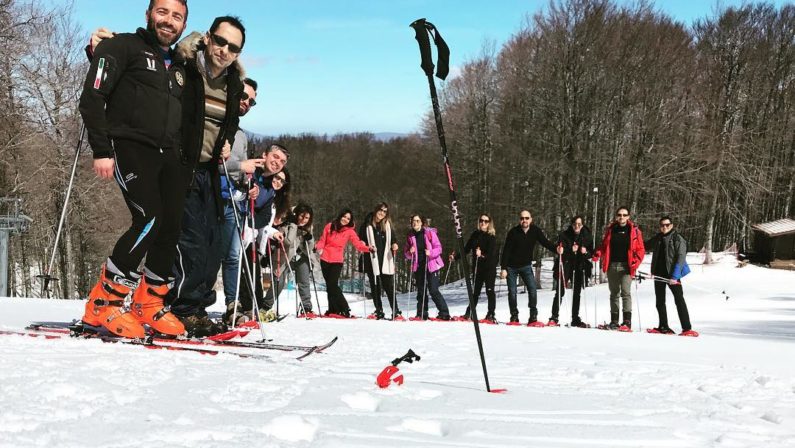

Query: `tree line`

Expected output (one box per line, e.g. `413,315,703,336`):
0,0,792,298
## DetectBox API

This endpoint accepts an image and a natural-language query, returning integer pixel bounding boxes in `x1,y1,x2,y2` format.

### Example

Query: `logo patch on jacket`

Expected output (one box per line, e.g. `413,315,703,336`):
93,58,105,89
146,57,157,71
175,70,184,87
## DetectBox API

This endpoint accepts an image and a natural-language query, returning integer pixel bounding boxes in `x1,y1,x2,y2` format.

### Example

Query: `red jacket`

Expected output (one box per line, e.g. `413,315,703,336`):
316,223,370,264
593,221,645,276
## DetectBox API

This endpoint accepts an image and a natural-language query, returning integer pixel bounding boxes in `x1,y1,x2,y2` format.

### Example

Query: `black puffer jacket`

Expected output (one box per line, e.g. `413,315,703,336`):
79,28,186,158
553,225,594,281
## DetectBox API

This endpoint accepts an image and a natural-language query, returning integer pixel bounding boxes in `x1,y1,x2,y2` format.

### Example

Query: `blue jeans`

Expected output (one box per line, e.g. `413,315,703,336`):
506,264,538,320
220,200,242,305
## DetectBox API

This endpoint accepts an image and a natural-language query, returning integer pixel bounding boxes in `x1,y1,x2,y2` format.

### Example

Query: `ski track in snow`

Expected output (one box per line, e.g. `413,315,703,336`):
1,254,794,447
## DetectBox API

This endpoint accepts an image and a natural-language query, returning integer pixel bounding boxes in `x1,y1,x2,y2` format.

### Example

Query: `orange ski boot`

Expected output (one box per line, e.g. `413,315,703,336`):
82,267,145,339
130,276,185,336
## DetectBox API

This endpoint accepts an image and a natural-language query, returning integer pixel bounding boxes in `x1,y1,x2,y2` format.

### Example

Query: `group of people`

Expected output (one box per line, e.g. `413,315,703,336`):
76,0,695,339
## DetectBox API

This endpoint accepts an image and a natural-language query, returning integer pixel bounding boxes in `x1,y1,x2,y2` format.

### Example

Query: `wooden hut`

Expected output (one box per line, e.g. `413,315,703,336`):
751,218,795,270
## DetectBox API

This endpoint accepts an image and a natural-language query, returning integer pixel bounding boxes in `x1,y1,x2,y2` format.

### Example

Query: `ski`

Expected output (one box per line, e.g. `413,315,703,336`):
1,328,272,360
25,322,337,358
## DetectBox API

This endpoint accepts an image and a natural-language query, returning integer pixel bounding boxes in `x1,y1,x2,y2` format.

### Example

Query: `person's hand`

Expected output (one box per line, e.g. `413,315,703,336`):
248,184,259,201
316,249,323,256
369,246,376,254
500,269,507,280
475,248,482,258
580,246,587,254
221,140,231,160
669,278,680,285
271,231,284,242
566,279,572,289
572,243,579,253
93,158,114,179
90,27,114,52
409,246,415,254
448,252,455,262
556,245,564,255
391,243,399,253
239,158,266,174
425,249,431,257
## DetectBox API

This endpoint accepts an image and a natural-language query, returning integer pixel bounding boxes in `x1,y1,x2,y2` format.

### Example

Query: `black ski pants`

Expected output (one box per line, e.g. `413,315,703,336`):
463,267,496,317
366,271,399,316
414,269,450,319
551,269,585,322
321,261,350,314
654,280,692,331
109,140,185,280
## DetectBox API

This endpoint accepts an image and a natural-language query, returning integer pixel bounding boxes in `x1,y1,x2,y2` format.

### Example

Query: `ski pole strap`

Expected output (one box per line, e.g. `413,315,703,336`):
409,18,450,80
391,348,421,366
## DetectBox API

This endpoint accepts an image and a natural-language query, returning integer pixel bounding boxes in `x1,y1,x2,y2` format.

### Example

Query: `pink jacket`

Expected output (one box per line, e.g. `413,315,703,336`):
404,227,445,273
316,223,370,264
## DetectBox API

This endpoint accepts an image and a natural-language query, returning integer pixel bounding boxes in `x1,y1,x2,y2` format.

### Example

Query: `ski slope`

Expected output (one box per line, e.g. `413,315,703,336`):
1,253,794,448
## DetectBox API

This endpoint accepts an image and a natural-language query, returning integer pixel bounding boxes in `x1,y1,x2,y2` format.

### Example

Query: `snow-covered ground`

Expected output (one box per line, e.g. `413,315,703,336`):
1,252,794,448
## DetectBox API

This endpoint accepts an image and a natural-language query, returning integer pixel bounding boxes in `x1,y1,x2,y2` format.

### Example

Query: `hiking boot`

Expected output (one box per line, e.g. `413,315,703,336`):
435,314,451,321
483,312,497,324
179,315,227,338
223,302,251,326
510,314,520,324
82,266,145,339
258,308,277,322
608,322,619,330
570,318,588,328
648,326,675,334
130,276,184,336
547,319,559,327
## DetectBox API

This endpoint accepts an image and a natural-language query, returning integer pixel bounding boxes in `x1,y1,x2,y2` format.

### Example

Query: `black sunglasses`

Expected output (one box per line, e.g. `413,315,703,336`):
241,92,257,107
210,33,242,54
479,219,490,223
520,216,531,221
616,213,629,217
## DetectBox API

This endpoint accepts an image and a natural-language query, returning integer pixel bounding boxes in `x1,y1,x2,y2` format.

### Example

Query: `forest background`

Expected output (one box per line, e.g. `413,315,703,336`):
1,0,792,299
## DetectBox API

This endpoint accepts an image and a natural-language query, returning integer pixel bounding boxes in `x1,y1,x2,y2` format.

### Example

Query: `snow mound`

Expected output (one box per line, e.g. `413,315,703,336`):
261,414,318,442
340,391,380,411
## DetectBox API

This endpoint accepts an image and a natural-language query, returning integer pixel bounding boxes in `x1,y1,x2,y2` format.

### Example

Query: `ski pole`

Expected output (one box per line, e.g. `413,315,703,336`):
421,253,428,319
636,271,730,301
38,124,86,298
247,181,267,341
634,276,642,332
444,261,452,285
304,240,322,314
221,158,258,306
411,17,492,392
279,240,306,317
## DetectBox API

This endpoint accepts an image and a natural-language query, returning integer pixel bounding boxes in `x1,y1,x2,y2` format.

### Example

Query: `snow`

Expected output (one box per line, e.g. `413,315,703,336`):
1,252,794,447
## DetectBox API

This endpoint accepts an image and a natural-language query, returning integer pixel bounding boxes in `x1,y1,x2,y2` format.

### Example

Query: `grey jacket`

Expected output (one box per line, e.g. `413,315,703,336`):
646,230,687,277
221,129,249,181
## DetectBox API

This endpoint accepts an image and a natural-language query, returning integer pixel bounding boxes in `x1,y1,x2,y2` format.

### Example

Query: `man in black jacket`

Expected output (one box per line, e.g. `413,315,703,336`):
166,16,247,336
644,216,697,336
500,210,561,324
78,0,189,339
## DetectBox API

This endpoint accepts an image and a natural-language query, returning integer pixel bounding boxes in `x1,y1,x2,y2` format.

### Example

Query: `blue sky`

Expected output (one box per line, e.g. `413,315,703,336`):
61,0,789,136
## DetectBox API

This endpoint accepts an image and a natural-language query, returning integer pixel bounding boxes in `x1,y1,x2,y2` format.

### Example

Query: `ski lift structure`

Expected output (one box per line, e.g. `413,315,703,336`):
0,198,32,297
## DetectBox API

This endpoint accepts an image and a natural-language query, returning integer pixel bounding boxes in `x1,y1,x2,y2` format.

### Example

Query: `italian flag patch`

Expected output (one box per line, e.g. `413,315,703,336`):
93,58,105,89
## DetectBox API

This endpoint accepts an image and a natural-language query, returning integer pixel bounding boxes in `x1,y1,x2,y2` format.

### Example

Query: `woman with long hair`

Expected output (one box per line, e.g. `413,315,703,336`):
316,208,373,317
404,215,450,320
450,213,498,323
359,202,401,320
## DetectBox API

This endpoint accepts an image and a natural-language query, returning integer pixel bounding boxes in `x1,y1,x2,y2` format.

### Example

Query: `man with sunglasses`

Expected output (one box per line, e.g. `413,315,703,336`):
217,78,260,313
644,217,697,336
500,210,559,325
593,206,646,331
165,15,248,336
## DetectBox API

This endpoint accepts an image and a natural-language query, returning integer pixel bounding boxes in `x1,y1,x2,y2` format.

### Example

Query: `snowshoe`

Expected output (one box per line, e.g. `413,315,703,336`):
546,319,560,327
647,327,675,335
680,329,700,337
527,320,545,328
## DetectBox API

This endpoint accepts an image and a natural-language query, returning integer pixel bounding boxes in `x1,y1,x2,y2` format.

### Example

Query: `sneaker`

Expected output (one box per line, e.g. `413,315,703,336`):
179,315,227,338
82,266,145,339
130,276,185,336
680,329,700,337
547,319,559,327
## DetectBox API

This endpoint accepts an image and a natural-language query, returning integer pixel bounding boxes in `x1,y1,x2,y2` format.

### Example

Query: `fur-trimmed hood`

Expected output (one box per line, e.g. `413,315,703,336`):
175,31,246,79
